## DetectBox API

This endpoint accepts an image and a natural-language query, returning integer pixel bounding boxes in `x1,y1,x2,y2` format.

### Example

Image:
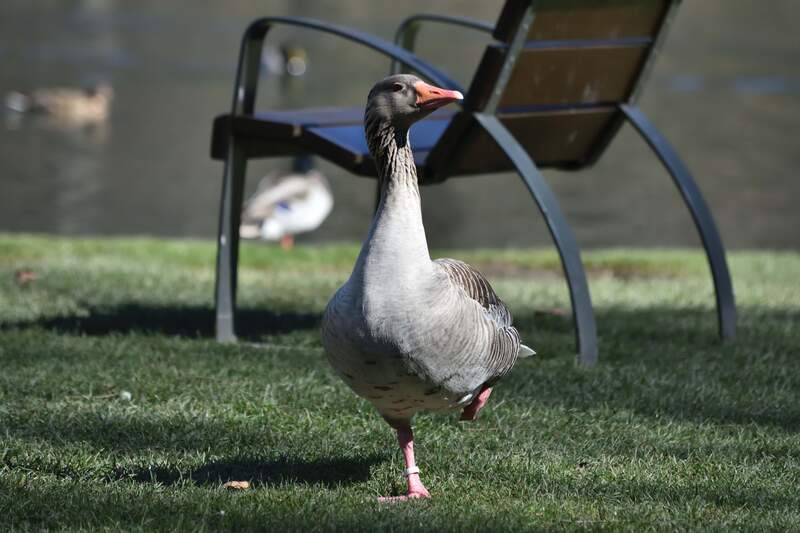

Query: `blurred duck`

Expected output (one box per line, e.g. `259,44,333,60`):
239,170,333,249
261,44,308,77
5,83,113,125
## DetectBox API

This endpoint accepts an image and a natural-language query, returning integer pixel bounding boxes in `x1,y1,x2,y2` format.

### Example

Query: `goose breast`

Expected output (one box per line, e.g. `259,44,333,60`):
322,270,499,418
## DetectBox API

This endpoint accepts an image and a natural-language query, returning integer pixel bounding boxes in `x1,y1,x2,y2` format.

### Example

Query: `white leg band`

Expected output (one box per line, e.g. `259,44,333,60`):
403,466,420,477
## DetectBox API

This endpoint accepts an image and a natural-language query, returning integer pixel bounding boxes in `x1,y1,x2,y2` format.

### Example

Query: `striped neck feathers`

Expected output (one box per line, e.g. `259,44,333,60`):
364,114,418,197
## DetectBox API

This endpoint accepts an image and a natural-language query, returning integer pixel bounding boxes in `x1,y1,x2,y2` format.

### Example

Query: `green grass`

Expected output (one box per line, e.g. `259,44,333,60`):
1,233,799,531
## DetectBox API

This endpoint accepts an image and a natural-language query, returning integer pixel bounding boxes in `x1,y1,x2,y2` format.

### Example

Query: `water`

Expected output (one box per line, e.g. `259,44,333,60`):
1,0,798,249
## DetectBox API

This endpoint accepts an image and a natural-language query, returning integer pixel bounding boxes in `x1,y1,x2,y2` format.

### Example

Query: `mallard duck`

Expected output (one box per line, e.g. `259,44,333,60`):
5,83,113,125
321,75,535,502
239,170,333,249
260,44,308,77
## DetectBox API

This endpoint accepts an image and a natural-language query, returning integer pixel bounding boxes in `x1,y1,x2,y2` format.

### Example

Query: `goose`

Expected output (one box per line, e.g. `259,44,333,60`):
239,170,333,249
321,74,535,502
5,83,113,125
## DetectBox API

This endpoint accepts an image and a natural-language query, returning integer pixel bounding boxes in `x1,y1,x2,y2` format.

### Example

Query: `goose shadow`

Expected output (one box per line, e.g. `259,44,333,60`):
1,303,321,340
112,454,385,489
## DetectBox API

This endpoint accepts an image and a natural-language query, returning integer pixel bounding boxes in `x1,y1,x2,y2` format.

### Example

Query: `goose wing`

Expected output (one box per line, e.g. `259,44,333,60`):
434,258,511,326
434,258,530,384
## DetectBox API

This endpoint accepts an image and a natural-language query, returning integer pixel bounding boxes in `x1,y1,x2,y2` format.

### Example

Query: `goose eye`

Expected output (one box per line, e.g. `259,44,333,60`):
391,83,404,92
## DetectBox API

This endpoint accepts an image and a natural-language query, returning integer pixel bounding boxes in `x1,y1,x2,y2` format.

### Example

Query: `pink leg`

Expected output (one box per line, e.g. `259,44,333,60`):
378,425,431,502
460,386,493,421
280,234,294,250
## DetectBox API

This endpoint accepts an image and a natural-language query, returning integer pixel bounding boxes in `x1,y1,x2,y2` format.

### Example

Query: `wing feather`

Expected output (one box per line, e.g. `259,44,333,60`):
434,258,512,326
434,258,527,384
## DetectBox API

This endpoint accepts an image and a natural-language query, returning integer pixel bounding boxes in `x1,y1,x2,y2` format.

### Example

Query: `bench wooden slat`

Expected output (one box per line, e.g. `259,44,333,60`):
424,107,618,178
211,109,454,161
453,107,618,174
212,107,618,178
495,0,669,42
467,43,649,109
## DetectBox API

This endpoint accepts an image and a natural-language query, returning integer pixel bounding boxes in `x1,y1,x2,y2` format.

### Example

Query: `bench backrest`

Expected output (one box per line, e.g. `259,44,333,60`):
426,0,679,180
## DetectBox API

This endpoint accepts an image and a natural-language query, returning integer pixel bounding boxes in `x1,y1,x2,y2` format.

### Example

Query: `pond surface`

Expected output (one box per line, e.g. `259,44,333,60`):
1,0,798,249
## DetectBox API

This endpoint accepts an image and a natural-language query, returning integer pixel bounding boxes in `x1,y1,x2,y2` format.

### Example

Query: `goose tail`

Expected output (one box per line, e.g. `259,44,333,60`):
518,343,536,358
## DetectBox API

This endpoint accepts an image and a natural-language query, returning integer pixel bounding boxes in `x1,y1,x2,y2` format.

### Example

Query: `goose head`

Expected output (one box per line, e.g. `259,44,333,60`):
364,74,463,135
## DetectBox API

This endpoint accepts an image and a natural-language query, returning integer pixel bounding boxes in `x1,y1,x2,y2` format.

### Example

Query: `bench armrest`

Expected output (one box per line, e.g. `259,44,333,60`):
390,14,494,75
229,16,463,116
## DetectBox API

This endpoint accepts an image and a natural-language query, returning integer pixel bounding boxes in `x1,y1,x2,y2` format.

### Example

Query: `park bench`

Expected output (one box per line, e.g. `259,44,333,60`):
210,0,736,366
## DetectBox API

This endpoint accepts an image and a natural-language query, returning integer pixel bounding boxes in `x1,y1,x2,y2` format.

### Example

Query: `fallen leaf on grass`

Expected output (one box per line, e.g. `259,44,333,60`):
223,481,251,490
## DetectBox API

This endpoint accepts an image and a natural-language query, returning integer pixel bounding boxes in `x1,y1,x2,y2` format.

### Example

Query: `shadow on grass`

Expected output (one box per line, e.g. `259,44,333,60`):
4,472,797,531
1,303,320,339
516,304,800,351
504,305,800,433
3,411,388,487
113,455,384,489
3,302,799,433
1,460,389,531
4,409,321,456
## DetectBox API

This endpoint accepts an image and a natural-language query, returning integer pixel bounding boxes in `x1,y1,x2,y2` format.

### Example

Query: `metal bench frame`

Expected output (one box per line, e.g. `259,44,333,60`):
212,0,736,366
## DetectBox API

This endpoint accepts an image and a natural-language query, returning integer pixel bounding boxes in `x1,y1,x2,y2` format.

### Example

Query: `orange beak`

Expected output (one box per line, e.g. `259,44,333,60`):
414,81,463,111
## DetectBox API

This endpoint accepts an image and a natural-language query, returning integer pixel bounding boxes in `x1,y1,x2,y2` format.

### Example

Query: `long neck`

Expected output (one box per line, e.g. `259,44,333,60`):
369,122,419,199
353,121,431,282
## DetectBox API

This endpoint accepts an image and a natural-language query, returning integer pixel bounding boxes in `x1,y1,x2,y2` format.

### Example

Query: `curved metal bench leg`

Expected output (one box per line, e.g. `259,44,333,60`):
214,141,247,342
620,104,736,340
474,114,598,366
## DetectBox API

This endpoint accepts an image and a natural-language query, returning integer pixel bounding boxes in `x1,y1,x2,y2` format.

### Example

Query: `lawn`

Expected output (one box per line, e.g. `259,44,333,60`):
1,234,798,531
